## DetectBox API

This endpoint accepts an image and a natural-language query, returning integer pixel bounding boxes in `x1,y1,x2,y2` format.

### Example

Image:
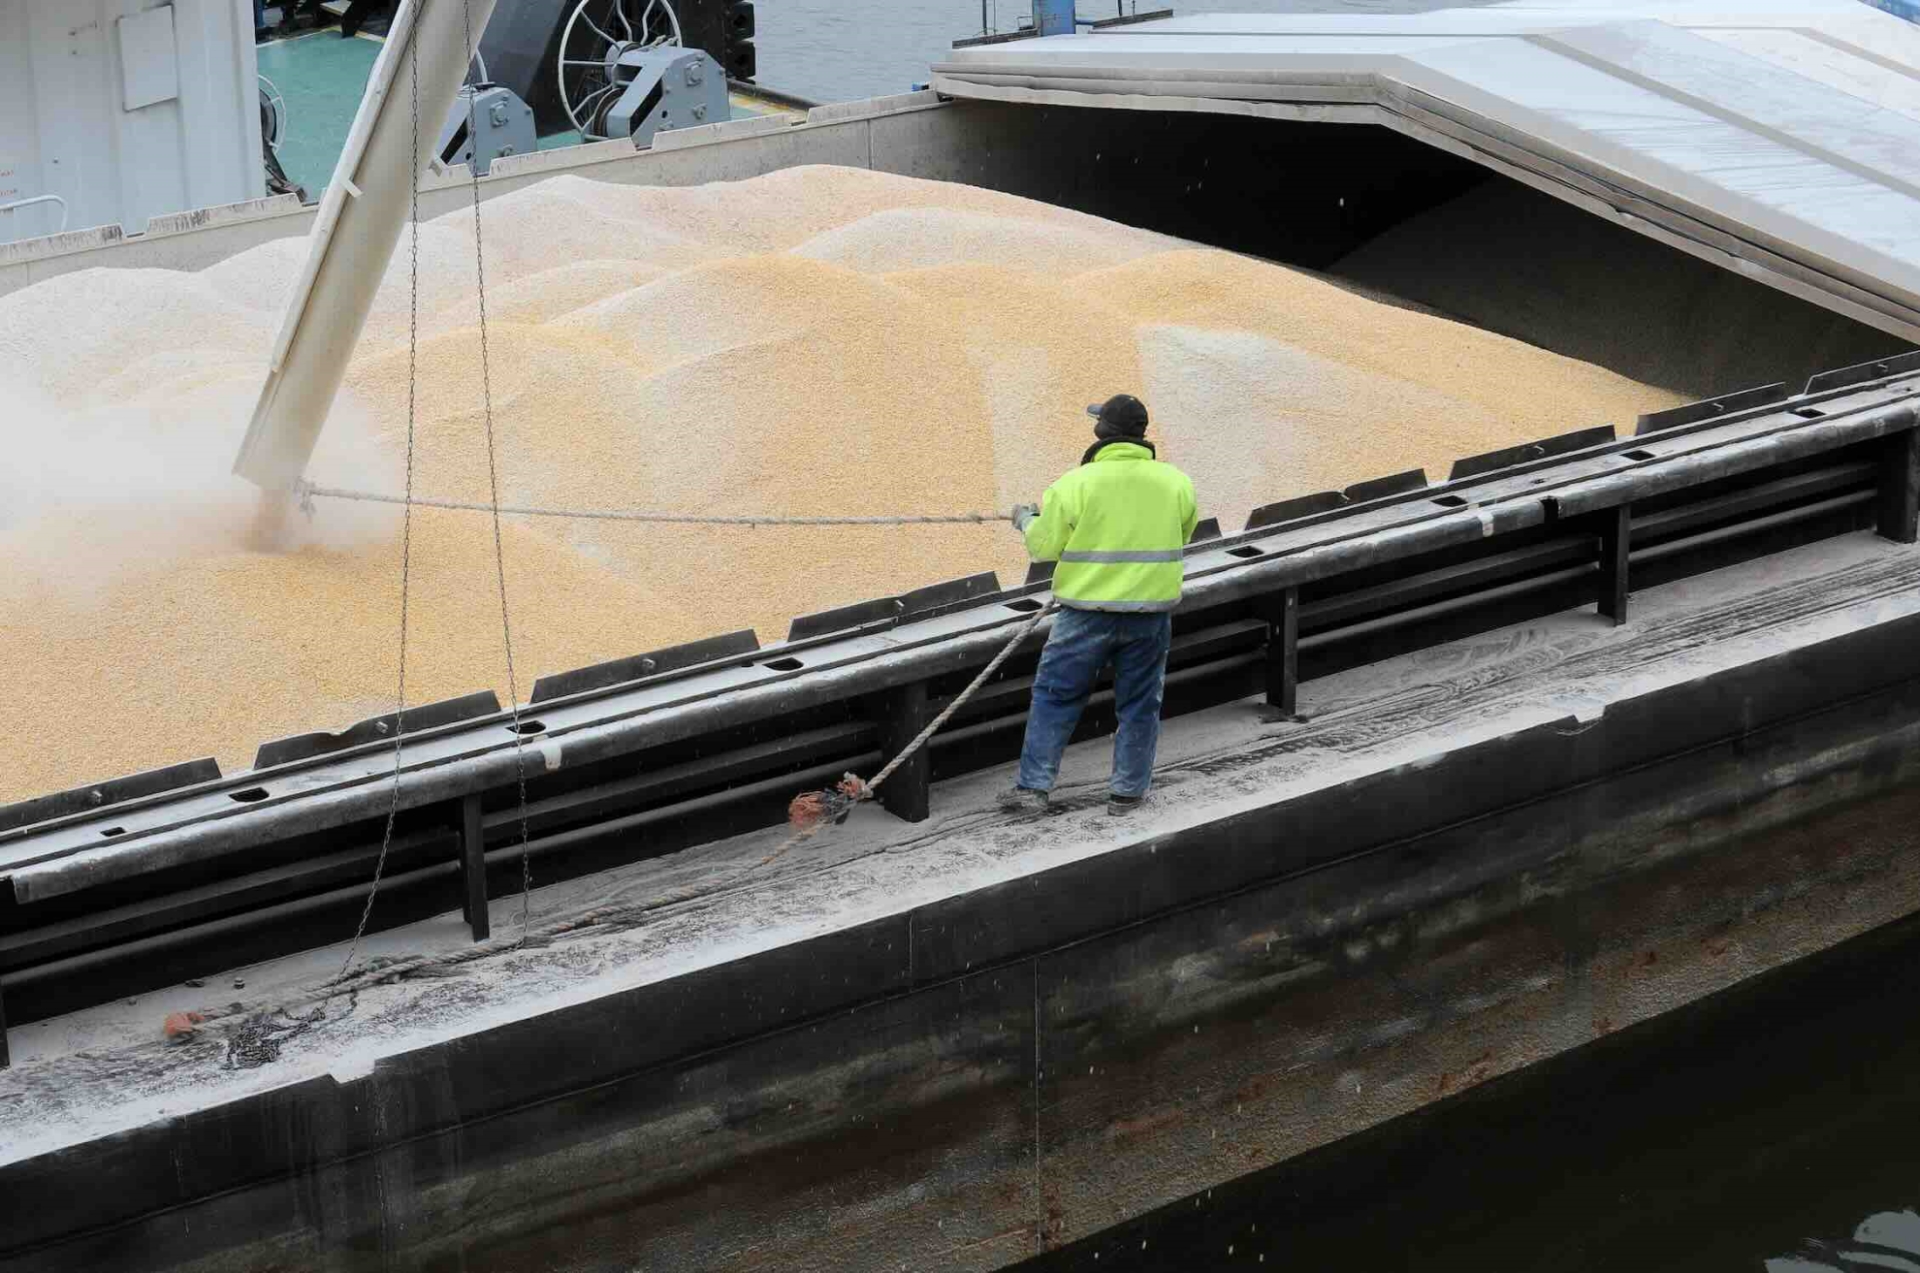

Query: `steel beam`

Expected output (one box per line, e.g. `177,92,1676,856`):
462,794,489,941
870,683,932,823
233,0,502,490
1266,588,1300,717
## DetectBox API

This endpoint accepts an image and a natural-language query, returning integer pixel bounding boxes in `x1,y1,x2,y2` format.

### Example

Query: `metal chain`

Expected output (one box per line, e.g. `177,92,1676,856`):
329,1,1018,963
464,0,535,936
294,482,1015,528
340,1,424,978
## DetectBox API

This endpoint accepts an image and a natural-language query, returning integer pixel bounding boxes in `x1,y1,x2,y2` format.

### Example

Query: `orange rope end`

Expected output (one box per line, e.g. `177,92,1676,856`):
787,791,832,829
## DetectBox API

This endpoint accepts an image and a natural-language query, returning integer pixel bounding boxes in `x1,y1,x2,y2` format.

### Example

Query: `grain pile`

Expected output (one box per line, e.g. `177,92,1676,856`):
0,164,1679,802
1334,180,1914,397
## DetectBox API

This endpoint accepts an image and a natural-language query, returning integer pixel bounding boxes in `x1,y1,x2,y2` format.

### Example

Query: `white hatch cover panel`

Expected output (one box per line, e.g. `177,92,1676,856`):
117,7,181,112
931,0,1920,344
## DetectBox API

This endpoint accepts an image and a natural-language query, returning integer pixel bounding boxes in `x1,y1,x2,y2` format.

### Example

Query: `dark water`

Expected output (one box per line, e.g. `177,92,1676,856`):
753,0,1480,103
1013,912,1920,1272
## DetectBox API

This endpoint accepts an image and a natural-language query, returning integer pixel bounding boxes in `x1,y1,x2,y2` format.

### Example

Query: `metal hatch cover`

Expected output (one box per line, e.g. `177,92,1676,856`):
932,1,1920,345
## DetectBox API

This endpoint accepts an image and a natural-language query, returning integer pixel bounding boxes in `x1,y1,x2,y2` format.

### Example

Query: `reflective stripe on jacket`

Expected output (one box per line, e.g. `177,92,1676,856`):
1024,441,1199,612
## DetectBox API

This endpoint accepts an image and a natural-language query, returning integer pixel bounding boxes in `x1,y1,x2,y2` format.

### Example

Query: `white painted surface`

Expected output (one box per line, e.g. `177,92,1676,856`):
0,93,946,301
233,0,502,488
933,0,1920,340
116,5,179,111
1697,27,1920,124
0,0,262,244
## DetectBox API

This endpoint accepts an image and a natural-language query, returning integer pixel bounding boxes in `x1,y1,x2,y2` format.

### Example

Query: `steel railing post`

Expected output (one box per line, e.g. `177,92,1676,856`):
871,682,933,823
1266,587,1300,717
461,793,490,941
1880,429,1920,544
1597,506,1631,626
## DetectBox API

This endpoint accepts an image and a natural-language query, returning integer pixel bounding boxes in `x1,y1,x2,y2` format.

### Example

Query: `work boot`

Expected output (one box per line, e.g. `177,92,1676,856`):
1108,794,1144,817
999,786,1050,814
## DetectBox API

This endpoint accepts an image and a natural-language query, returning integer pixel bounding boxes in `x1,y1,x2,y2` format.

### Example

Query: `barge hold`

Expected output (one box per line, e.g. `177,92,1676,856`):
4,1,1920,1268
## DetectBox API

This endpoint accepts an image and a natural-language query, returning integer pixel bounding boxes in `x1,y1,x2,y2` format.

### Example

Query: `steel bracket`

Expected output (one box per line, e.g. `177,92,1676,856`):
1265,587,1301,717
867,683,932,823
1880,428,1920,545
1596,506,1631,626
461,793,490,942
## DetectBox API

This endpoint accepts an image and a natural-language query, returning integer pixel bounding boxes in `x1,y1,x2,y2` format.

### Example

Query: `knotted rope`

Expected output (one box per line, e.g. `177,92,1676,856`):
776,600,1057,862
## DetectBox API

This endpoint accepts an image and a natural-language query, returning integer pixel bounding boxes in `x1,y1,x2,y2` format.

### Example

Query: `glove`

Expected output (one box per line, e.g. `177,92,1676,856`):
1011,503,1040,532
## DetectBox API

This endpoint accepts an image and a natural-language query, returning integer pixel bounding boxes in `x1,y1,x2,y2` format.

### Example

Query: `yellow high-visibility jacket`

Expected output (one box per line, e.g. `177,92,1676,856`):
1024,441,1199,612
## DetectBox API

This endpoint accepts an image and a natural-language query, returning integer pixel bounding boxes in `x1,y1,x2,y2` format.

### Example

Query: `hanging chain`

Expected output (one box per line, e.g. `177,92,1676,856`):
340,0,425,978
293,482,1015,527
464,0,535,936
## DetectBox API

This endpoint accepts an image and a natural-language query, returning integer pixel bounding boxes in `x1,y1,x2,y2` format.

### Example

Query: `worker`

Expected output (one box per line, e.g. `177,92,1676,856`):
1003,394,1198,816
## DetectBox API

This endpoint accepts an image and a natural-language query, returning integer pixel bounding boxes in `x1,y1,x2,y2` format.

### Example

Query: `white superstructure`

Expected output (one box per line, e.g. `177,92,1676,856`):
934,0,1920,344
0,0,263,244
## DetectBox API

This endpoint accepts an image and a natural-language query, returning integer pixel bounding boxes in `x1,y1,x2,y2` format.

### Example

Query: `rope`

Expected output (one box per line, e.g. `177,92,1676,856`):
772,600,1055,864
463,0,535,937
339,0,425,979
239,603,1058,1044
295,481,1014,528
870,605,1054,790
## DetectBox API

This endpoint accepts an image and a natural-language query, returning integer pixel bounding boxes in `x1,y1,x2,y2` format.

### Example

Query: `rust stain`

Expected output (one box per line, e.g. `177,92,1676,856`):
1040,1180,1067,1249
1235,929,1283,955
943,1225,1032,1258
1107,1106,1185,1142
1436,1050,1498,1096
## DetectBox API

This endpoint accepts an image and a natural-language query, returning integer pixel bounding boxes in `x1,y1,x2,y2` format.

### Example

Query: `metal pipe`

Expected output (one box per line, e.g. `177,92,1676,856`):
232,0,501,490
1299,565,1595,649
0,194,68,234
1544,399,1919,521
4,757,885,999
1630,491,1876,565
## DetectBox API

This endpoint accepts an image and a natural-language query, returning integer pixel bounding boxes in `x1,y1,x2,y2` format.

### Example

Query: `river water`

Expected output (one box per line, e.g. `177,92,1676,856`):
1011,911,1920,1271
752,0,1475,103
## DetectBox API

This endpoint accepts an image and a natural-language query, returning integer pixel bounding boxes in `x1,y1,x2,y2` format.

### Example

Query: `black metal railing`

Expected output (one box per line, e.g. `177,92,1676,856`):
0,356,1915,1043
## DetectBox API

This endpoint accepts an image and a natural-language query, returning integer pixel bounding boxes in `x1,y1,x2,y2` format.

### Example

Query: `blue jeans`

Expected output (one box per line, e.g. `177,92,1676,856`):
1016,608,1174,799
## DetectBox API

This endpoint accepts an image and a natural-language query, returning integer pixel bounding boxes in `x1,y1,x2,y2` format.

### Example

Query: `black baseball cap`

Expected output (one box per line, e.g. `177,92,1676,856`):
1087,393,1149,437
